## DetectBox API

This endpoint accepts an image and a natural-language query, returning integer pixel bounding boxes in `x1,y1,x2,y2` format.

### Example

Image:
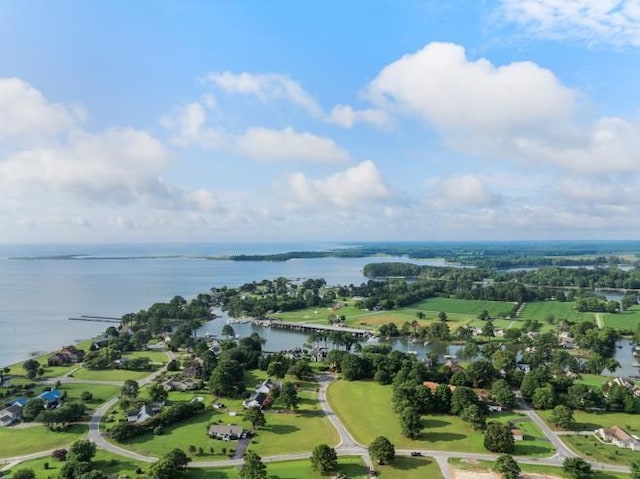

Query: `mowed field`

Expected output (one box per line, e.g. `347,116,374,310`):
602,305,640,330
518,301,595,322
327,380,554,457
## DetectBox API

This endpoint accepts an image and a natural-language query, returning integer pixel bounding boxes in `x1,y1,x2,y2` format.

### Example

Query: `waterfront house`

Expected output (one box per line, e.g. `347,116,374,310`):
47,345,85,366
598,426,640,450
0,404,23,427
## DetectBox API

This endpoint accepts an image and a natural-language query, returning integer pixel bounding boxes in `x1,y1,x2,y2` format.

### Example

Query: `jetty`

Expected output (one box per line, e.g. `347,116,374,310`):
265,320,373,339
69,315,120,323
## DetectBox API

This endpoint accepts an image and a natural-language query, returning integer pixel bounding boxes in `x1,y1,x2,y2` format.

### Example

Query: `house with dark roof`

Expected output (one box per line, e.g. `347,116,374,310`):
48,346,85,366
242,379,275,409
126,403,163,423
0,404,23,427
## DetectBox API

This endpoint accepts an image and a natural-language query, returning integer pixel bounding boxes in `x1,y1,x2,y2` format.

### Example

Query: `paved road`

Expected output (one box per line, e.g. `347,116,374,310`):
1,353,633,477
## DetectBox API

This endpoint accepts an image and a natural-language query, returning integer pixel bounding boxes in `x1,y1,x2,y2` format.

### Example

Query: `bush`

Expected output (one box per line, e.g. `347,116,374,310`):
52,448,68,461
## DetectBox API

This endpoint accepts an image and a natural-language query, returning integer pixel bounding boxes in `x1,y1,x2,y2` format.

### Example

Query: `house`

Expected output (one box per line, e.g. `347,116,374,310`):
423,381,455,393
162,376,199,392
598,426,640,451
208,424,245,440
443,359,464,373
512,428,524,441
38,389,63,409
0,404,23,427
309,347,327,362
48,345,84,366
243,379,275,409
126,403,162,423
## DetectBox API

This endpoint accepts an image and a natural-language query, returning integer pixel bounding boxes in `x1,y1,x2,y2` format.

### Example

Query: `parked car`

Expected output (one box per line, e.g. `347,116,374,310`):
410,451,422,457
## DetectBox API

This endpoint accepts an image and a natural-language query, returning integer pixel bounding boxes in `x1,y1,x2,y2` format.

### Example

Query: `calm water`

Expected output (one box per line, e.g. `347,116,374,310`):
0,243,445,367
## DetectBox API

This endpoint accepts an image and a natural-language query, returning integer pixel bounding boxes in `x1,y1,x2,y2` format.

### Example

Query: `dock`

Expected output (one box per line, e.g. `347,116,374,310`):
265,320,373,339
69,315,120,323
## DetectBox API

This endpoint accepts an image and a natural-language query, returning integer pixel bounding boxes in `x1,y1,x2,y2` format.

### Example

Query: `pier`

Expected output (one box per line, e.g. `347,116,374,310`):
68,315,120,323
265,320,373,339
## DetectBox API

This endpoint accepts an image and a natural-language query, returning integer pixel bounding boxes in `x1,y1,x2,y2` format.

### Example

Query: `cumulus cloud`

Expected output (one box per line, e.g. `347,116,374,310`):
0,77,80,142
205,71,323,117
285,160,389,209
233,127,349,163
500,0,640,47
328,105,390,128
160,102,223,148
428,174,502,207
366,42,575,134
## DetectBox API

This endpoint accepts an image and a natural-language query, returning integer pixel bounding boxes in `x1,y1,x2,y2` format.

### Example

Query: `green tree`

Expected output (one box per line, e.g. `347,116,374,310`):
59,461,92,479
244,406,266,430
550,405,575,429
239,450,267,479
532,385,555,410
310,444,338,475
148,382,168,402
630,460,640,479
562,457,593,479
288,360,313,380
209,359,245,397
22,397,45,421
23,359,40,380
11,469,36,479
400,406,422,439
222,324,235,339
77,471,108,479
68,440,97,463
438,311,448,322
267,360,287,379
484,422,514,453
461,404,487,430
493,454,521,479
482,320,495,337
490,379,517,409
280,381,299,410
368,436,395,465
120,379,139,399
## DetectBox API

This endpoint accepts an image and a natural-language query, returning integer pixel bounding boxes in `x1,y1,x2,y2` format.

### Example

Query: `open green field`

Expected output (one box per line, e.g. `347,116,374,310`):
187,456,369,479
602,306,640,330
58,382,121,403
414,298,515,317
6,449,145,478
450,457,629,479
563,434,640,466
327,380,554,456
122,350,169,364
519,301,595,322
575,374,611,388
0,424,88,458
71,366,152,382
538,410,640,433
108,373,338,461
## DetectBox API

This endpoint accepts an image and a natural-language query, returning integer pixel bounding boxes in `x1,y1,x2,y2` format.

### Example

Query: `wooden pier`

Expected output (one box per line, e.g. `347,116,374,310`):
265,320,373,339
68,315,120,323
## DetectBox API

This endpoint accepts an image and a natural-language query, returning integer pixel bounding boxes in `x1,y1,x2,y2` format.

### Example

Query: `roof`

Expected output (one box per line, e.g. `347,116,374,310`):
39,389,62,402
0,404,22,417
208,424,244,436
12,398,27,407
603,426,635,442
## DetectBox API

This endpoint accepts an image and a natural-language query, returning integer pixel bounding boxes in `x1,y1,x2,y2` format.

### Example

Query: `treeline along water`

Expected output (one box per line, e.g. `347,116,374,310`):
0,242,447,367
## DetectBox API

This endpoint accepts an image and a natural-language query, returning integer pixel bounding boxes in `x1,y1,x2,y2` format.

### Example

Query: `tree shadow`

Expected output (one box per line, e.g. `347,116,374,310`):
422,418,451,429
388,456,433,471
265,424,300,435
420,431,465,442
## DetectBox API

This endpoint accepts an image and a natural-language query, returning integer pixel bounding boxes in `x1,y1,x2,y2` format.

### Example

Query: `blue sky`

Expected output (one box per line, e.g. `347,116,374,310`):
2,0,640,242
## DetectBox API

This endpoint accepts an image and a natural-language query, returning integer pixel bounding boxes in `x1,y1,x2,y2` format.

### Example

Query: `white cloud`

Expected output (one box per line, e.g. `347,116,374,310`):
233,127,349,163
0,77,79,142
366,42,575,134
206,71,323,117
428,174,502,207
328,104,390,128
160,102,223,149
285,160,389,209
500,0,640,47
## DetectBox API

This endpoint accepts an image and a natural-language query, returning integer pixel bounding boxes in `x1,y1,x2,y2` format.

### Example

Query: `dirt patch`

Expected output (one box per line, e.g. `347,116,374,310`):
452,467,500,479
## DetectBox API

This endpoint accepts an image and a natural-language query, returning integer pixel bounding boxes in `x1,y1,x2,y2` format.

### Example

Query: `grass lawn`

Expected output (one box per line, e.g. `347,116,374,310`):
537,410,640,433
414,298,515,317
122,350,169,364
107,374,338,461
0,424,88,458
576,374,610,388
563,434,640,467
188,456,369,478
58,382,121,403
449,457,629,479
71,366,152,382
6,449,145,478
602,306,640,330
519,301,595,323
373,455,443,479
327,380,554,457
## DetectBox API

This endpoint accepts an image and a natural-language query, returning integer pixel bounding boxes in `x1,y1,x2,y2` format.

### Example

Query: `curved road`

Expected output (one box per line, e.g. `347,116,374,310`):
1,360,633,478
